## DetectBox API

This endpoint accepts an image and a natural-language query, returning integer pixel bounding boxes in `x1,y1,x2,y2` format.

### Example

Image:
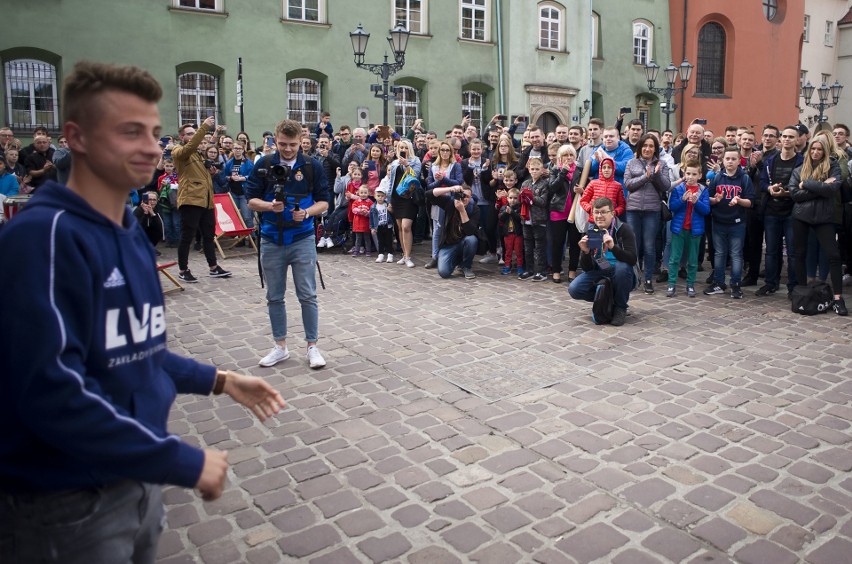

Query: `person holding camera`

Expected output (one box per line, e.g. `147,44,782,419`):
172,117,231,282
568,197,638,326
425,184,480,279
246,119,330,369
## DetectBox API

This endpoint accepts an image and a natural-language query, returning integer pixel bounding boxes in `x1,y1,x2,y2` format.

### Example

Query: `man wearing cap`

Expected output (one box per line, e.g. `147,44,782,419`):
794,124,810,153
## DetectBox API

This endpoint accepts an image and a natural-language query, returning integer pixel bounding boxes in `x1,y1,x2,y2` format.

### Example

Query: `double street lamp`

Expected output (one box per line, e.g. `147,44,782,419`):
801,81,843,124
643,59,693,132
349,23,410,128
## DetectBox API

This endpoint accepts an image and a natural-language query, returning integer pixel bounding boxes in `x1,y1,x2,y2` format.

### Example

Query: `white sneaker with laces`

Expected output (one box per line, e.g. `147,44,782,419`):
376,254,385,263
405,257,415,268
259,344,289,367
307,346,326,369
317,237,326,248
397,256,407,265
325,238,334,248
386,253,394,263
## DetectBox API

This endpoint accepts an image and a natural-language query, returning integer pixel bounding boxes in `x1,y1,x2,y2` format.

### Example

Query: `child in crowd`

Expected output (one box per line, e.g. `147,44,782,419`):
350,185,374,257
498,187,523,274
580,157,626,217
363,144,387,195
370,185,395,263
157,158,180,247
518,157,549,281
704,146,754,299
318,162,356,249
666,160,710,298
494,168,518,264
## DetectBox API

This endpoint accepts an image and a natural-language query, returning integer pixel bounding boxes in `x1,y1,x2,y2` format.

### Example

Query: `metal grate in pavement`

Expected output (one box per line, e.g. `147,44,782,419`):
433,349,593,403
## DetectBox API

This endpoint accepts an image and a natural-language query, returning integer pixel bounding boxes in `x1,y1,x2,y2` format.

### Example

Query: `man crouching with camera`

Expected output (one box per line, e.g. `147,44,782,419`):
426,184,480,279
247,119,330,370
568,197,638,326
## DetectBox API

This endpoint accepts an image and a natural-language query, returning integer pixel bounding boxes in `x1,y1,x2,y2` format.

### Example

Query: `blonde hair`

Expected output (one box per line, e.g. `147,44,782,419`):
556,144,577,161
679,143,701,170
801,136,833,182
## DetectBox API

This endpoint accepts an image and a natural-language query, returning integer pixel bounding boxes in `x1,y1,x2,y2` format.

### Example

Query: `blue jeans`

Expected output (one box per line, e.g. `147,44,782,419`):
161,209,181,244
568,261,635,310
232,194,252,228
0,481,162,564
763,214,797,290
437,235,478,278
260,235,319,342
712,222,746,285
626,210,661,282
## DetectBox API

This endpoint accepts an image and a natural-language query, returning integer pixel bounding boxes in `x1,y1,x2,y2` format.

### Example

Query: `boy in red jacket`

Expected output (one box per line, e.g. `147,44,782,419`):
580,157,626,217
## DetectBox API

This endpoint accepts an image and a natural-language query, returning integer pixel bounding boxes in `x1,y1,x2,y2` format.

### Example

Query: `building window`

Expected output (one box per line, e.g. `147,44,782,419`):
804,15,810,42
174,0,222,10
178,72,219,126
591,11,600,58
822,73,831,85
632,20,652,65
460,0,488,42
287,78,321,125
394,86,419,132
285,0,324,23
825,20,835,47
4,59,59,130
395,0,425,35
762,0,777,21
801,70,807,86
539,3,562,51
461,91,484,132
696,22,726,95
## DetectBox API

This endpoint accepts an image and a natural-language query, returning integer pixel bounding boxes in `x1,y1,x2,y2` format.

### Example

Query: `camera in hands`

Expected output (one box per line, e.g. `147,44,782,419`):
204,159,224,170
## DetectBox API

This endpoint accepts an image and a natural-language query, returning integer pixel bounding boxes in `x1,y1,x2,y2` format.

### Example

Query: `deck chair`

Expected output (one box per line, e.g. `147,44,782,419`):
213,193,258,259
157,261,184,294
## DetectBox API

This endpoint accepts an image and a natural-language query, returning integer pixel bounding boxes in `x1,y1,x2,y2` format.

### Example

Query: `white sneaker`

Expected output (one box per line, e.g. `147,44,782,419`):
479,252,498,264
325,237,334,248
405,257,415,268
376,254,385,263
386,253,394,263
259,344,289,367
307,346,326,369
397,256,407,265
317,237,326,248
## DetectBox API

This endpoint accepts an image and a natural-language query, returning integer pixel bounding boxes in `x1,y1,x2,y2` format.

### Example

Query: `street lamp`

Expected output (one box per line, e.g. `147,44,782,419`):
349,23,410,128
801,80,843,124
579,99,591,120
644,58,693,132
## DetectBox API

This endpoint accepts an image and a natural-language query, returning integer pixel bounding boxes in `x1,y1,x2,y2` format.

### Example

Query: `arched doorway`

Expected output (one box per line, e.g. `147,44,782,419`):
536,111,560,134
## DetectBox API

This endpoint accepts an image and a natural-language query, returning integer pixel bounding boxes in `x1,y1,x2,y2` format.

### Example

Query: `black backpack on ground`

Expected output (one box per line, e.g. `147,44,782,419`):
790,281,833,315
592,278,614,325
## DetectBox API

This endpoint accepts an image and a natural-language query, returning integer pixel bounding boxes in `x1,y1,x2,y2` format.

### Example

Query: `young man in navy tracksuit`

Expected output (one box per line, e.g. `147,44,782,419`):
704,146,755,299
0,61,284,562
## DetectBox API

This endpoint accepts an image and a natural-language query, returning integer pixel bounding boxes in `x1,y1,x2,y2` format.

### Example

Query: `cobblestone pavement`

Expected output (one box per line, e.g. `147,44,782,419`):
156,244,852,564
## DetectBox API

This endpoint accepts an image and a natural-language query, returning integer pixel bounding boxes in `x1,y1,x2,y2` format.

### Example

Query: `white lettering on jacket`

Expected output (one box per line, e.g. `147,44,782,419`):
106,304,166,350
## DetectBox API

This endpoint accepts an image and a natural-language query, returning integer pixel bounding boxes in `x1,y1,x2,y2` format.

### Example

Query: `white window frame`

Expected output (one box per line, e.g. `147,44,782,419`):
287,78,321,125
177,72,219,127
632,20,653,66
803,14,810,42
538,3,562,51
825,20,835,47
460,0,489,42
461,91,484,132
591,12,600,58
394,86,420,132
284,0,325,24
4,59,59,130
173,0,223,11
394,0,427,35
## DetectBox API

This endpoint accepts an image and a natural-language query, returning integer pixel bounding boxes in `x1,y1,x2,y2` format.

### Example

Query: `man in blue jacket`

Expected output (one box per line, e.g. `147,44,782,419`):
0,61,285,562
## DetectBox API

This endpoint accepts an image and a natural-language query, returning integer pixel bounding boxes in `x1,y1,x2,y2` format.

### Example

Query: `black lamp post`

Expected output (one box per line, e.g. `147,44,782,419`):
579,99,591,120
643,59,693,132
349,23,410,128
801,81,843,124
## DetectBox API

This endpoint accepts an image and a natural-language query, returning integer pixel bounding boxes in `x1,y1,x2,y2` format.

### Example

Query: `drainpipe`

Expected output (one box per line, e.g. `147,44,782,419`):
496,0,505,113
679,0,688,132
589,0,594,117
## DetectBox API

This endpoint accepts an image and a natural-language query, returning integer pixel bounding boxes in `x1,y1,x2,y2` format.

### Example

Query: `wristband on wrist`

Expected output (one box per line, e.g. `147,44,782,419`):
213,369,228,395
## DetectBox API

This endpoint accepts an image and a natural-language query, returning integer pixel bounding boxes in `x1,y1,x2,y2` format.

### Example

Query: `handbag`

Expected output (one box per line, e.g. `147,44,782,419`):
574,204,589,232
475,225,489,255
660,198,673,222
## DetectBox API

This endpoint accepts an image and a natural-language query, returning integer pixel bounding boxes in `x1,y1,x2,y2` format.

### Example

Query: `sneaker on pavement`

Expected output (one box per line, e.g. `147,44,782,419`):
501,266,511,275
405,257,415,268
375,254,385,263
833,297,848,316
531,273,547,282
463,268,476,279
666,285,676,297
259,345,289,367
741,277,758,287
755,284,776,296
307,345,326,368
178,269,198,283
209,265,232,278
325,238,335,248
386,253,394,263
644,280,654,294
704,283,726,295
687,286,697,298
397,256,407,264
365,252,372,257
424,257,437,269
479,252,498,264
317,237,326,248
611,307,627,326
730,284,743,299
518,271,533,280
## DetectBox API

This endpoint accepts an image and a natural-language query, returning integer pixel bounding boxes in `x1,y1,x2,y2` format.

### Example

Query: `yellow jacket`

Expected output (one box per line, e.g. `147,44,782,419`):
172,123,213,209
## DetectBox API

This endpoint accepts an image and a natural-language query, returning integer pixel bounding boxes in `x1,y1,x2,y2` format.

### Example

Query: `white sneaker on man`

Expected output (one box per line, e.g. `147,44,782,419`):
307,346,326,369
259,344,289,367
376,254,385,263
405,257,415,268
386,253,394,263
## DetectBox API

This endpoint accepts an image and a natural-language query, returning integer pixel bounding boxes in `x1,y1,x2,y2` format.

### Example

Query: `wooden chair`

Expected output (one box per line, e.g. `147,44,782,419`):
157,261,184,294
213,193,258,259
